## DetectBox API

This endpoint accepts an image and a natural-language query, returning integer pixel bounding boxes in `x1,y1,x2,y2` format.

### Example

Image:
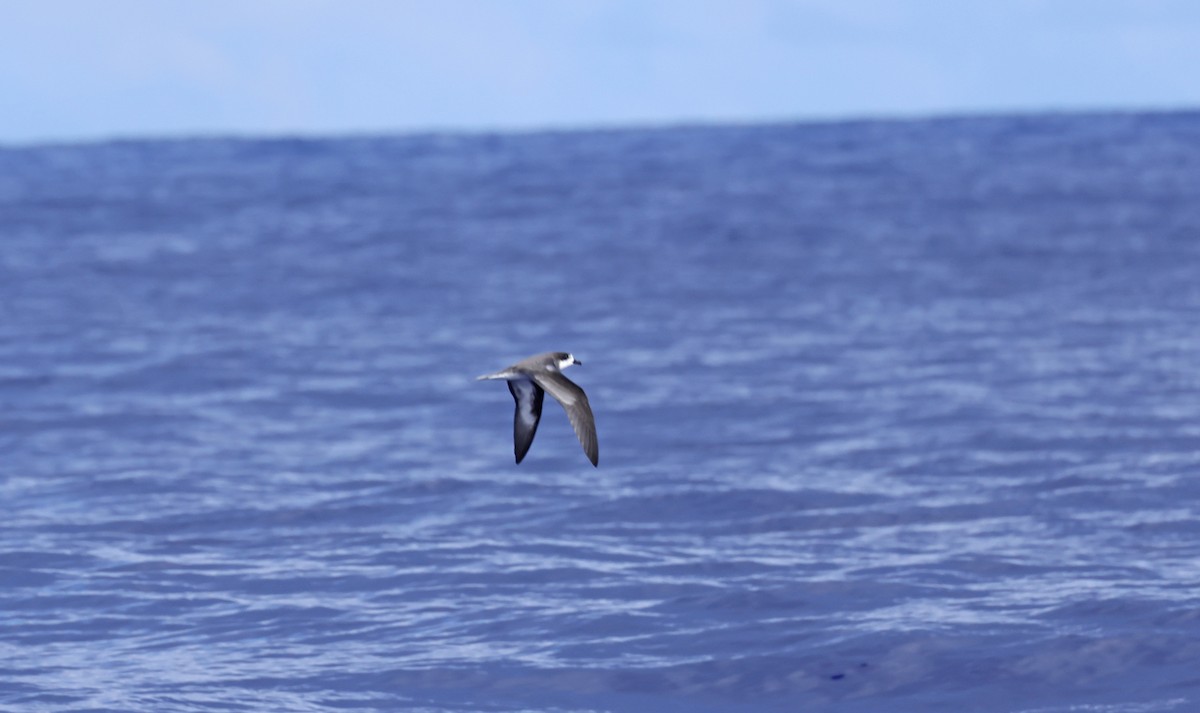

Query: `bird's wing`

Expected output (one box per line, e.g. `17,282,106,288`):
531,370,599,467
508,379,544,464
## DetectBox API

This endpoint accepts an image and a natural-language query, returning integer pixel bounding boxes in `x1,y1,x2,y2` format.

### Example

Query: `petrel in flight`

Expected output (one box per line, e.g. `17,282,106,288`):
477,351,599,467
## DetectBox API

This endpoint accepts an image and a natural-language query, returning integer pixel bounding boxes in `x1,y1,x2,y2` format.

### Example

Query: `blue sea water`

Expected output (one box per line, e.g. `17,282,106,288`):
2,111,1200,713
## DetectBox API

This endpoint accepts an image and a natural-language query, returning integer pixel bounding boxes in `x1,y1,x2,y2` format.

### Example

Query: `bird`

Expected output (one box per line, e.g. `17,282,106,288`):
477,351,598,467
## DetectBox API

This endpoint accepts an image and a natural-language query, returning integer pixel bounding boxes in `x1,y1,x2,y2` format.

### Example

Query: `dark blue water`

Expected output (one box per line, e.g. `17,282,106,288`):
2,112,1200,713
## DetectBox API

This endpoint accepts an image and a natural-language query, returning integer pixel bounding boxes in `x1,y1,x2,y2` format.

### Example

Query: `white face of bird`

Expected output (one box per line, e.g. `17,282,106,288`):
557,353,579,370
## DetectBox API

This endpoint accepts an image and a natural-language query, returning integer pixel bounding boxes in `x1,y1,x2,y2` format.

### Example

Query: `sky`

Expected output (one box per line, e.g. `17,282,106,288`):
3,0,1200,144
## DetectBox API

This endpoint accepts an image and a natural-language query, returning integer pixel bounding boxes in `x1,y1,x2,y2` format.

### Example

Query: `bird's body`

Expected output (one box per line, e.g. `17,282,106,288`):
477,352,599,466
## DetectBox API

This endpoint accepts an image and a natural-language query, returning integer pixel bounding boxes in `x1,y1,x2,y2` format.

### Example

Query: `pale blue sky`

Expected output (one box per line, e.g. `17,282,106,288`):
3,0,1199,144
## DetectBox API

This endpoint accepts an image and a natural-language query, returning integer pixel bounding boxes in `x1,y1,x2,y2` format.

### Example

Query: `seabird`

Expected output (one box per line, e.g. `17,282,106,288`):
477,351,599,467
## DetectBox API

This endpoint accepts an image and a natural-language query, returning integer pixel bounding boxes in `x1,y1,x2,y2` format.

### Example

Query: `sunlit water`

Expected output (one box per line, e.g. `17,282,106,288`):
2,112,1200,712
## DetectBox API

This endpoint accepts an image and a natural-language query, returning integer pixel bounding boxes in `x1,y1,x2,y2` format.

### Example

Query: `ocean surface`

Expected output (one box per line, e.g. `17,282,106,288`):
2,111,1200,713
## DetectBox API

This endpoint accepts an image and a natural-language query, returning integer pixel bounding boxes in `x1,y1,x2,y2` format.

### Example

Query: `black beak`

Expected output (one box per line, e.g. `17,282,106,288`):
574,359,583,366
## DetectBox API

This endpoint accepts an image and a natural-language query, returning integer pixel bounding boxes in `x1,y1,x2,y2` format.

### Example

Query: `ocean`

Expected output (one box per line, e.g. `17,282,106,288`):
2,111,1199,712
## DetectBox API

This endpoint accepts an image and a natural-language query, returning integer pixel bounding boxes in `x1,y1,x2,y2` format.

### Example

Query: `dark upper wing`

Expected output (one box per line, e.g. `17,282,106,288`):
531,370,599,467
508,379,544,464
